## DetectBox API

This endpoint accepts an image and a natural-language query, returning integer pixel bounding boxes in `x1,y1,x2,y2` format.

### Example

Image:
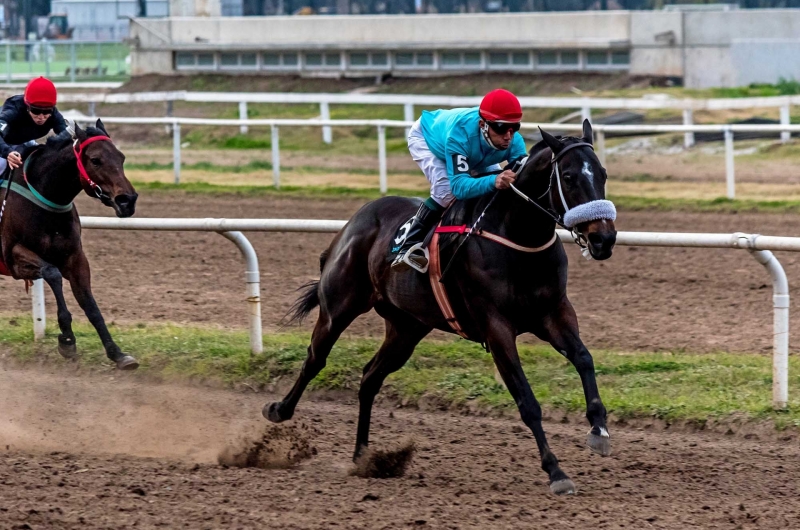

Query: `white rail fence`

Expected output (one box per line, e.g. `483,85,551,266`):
58,90,799,148
27,218,797,409
73,116,800,199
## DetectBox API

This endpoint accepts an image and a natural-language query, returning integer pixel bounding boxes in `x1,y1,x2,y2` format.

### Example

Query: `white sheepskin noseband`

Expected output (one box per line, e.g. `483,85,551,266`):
563,199,616,229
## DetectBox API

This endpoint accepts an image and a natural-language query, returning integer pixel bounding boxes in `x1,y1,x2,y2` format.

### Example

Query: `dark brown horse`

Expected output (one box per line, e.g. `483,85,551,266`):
267,121,617,494
0,120,139,369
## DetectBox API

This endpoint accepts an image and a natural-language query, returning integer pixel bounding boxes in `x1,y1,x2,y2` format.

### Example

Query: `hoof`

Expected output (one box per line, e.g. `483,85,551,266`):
549,478,577,495
263,402,287,423
57,338,78,360
587,427,611,456
115,355,139,371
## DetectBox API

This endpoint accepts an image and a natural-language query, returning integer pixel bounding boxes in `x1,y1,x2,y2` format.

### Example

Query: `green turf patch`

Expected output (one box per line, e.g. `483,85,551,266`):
1,317,798,427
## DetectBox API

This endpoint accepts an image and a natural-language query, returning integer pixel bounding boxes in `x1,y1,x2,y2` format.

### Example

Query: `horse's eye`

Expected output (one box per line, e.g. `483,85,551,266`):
90,158,102,166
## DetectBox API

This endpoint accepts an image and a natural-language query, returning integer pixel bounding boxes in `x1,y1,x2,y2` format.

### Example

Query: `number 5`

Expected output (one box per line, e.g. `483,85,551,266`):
455,154,468,173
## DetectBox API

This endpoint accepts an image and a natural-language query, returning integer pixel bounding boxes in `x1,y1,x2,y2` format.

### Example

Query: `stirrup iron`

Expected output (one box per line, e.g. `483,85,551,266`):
399,242,429,274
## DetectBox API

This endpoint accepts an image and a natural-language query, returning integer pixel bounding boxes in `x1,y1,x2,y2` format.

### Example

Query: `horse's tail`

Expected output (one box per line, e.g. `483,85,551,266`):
284,249,329,325
285,280,320,325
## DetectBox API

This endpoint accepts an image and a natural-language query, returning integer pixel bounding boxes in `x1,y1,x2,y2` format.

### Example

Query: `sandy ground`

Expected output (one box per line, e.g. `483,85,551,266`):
0,363,798,529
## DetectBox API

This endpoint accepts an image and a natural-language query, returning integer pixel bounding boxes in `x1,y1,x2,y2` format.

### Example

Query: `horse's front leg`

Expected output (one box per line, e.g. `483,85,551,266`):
63,251,138,370
10,244,77,359
485,315,576,495
537,297,610,457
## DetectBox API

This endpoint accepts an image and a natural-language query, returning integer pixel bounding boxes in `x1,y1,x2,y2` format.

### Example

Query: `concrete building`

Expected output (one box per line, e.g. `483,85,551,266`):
128,9,800,88
51,0,169,40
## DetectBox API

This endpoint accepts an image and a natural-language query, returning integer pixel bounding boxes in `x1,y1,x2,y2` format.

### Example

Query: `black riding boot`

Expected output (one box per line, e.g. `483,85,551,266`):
391,201,443,272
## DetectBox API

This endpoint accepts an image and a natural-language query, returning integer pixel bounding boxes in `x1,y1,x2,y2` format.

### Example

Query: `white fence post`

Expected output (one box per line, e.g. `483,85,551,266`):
596,129,606,167
239,101,249,135
220,231,262,355
404,102,414,137
69,41,76,83
746,246,789,410
5,44,10,84
32,279,46,341
780,104,791,144
320,101,332,144
724,127,735,200
683,109,695,148
172,121,181,185
581,106,592,123
271,124,280,189
378,125,387,195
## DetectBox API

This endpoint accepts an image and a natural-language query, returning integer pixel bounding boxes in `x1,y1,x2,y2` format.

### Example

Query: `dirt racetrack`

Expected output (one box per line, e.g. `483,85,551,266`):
1,191,799,353
1,364,799,529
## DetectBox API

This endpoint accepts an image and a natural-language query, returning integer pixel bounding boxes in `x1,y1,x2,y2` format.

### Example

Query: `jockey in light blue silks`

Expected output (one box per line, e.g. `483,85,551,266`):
392,88,528,272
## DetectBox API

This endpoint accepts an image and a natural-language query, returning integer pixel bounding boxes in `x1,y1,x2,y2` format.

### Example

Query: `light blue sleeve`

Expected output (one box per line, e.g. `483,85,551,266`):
444,135,496,200
450,172,497,200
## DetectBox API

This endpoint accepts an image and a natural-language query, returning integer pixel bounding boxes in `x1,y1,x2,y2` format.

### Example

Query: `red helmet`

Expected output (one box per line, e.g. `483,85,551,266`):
479,89,522,123
24,77,57,108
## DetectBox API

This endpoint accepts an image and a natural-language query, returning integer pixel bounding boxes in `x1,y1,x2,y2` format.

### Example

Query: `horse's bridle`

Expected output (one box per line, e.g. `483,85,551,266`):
73,136,113,203
509,141,596,253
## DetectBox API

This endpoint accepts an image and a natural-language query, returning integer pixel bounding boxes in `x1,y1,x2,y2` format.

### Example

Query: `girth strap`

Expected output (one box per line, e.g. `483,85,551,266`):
428,222,558,340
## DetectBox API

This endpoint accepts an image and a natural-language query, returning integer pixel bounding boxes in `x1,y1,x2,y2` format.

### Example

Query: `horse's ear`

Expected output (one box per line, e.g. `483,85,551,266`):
582,119,593,145
95,118,109,137
74,122,87,142
539,126,563,155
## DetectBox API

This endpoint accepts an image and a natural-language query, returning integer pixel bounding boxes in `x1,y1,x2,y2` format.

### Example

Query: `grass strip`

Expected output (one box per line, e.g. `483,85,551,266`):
1,317,798,427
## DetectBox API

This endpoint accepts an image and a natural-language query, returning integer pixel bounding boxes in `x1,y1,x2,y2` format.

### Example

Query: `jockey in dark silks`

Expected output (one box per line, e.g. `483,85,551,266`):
391,88,528,272
0,77,68,176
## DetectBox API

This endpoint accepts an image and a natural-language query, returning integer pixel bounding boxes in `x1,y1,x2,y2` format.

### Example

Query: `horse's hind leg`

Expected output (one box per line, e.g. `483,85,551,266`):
486,316,575,495
265,280,372,423
537,298,610,457
353,310,430,461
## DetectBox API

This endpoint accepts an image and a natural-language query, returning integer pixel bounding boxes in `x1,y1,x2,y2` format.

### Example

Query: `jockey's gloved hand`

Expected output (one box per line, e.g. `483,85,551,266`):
7,151,21,169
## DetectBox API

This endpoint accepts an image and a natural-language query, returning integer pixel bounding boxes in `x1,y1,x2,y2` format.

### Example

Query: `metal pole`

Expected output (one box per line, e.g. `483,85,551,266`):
404,102,414,137
747,246,789,410
581,106,592,123
165,100,173,134
724,127,735,200
271,124,280,189
378,125,387,195
239,101,248,135
320,101,332,144
32,279,46,341
220,231,263,355
43,39,49,77
96,41,102,77
596,130,606,167
780,104,791,144
5,44,11,83
70,41,76,83
683,109,695,148
173,122,181,184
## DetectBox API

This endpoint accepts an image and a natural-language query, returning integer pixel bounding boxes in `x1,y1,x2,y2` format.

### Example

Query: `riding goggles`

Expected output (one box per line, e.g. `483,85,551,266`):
487,121,521,135
28,106,53,116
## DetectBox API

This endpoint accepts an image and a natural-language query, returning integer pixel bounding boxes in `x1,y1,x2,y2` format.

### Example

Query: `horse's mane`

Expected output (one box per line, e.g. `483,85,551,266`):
44,126,107,151
527,134,584,160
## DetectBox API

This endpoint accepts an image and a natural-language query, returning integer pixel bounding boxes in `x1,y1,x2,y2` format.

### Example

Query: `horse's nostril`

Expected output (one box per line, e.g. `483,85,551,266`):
588,233,604,246
115,194,137,207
